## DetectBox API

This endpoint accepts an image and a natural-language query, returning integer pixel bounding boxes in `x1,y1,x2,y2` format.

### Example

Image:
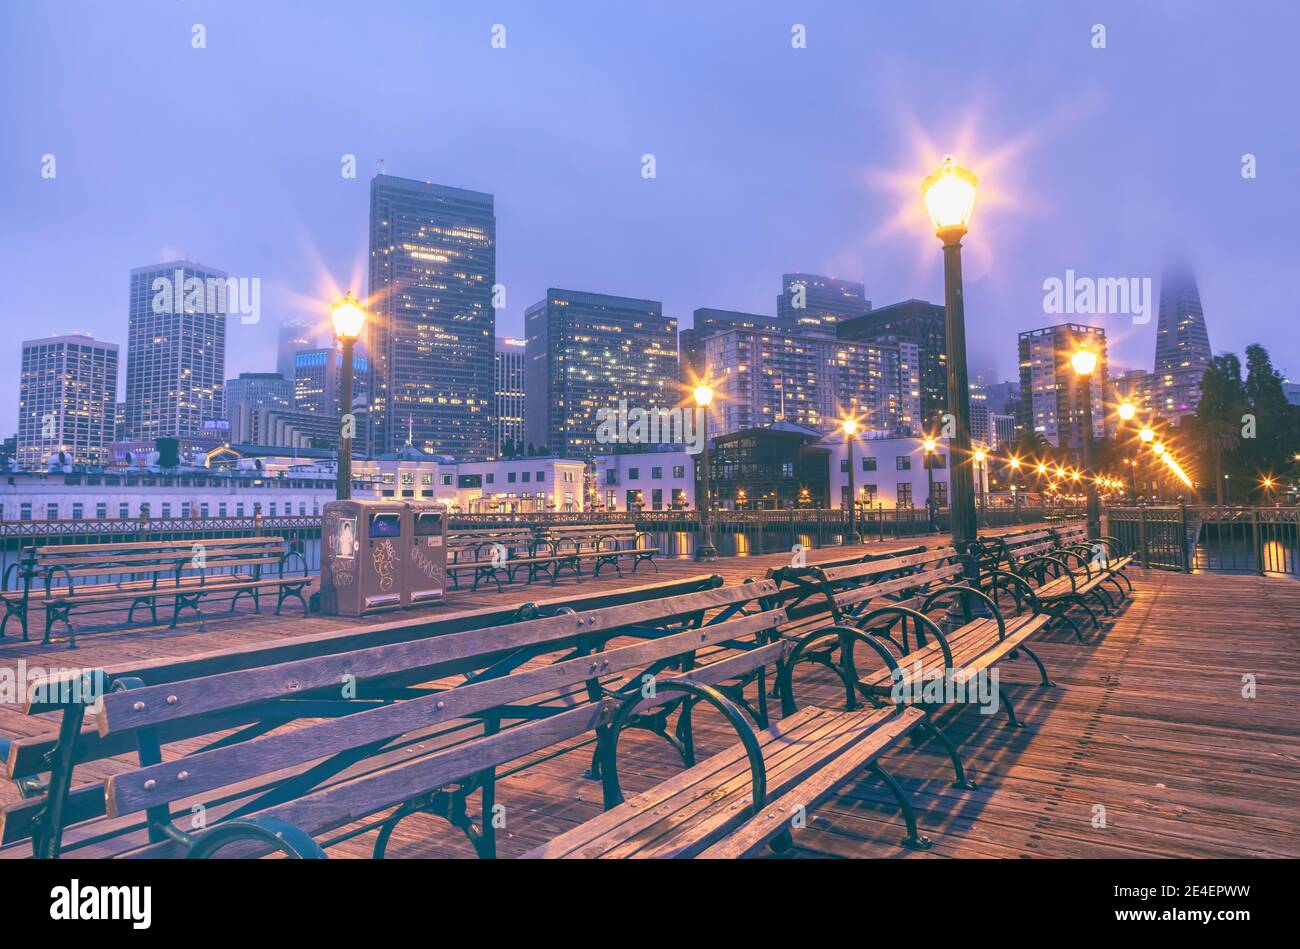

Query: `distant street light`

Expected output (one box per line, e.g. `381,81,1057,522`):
923,436,939,531
922,155,979,577
1070,347,1100,539
693,382,717,561
842,418,862,543
1117,401,1136,422
331,292,367,501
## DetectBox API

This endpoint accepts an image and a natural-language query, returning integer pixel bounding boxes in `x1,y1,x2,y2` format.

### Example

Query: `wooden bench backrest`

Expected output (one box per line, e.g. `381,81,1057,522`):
100,608,786,823
817,546,956,584
89,578,779,735
32,537,285,560
113,631,795,859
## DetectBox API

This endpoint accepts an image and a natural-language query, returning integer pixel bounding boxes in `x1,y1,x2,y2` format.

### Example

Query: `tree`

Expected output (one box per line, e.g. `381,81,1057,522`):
1242,344,1299,496
1193,354,1248,504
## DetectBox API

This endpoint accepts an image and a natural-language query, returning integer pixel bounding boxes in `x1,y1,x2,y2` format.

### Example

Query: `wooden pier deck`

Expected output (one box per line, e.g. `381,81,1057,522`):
2,535,1296,859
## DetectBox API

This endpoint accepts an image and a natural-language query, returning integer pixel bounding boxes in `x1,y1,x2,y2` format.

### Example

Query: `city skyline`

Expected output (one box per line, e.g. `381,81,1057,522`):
3,2,1298,439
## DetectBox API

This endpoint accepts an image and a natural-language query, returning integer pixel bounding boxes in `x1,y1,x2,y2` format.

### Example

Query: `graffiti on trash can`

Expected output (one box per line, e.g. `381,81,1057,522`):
372,539,398,591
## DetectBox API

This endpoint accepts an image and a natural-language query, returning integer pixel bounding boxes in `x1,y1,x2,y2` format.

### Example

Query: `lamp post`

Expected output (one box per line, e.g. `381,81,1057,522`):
1138,425,1155,503
1008,456,1022,521
923,436,938,532
922,155,979,577
693,383,717,561
1070,347,1100,539
331,292,367,501
842,418,861,544
1117,401,1136,501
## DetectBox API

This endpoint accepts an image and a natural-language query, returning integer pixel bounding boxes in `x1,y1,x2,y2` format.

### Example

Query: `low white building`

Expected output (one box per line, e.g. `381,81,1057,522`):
0,467,335,522
821,433,989,510
352,449,586,513
593,450,696,511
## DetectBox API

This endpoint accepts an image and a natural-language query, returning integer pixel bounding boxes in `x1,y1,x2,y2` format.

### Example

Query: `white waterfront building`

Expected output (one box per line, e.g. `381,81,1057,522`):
821,433,988,510
593,450,696,511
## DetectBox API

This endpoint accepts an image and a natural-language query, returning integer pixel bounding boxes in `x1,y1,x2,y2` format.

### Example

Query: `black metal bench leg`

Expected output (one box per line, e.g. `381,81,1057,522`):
1017,644,1055,687
919,713,976,789
1068,595,1100,629
44,605,76,649
997,686,1026,728
870,762,932,850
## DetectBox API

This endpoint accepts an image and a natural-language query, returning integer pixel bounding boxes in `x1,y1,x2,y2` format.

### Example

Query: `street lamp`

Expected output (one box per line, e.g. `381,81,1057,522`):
1008,456,1022,520
973,447,988,524
922,155,979,576
1070,347,1100,539
923,436,939,532
842,418,862,543
331,292,367,501
693,382,717,561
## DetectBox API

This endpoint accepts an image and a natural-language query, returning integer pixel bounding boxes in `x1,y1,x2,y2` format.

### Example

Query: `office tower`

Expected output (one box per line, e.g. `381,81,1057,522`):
982,380,1021,418
494,337,526,456
367,175,496,459
1153,264,1212,419
17,334,119,468
969,383,990,447
293,348,369,416
777,274,870,336
680,308,790,385
276,317,316,379
1283,378,1300,407
838,299,947,431
990,414,1016,450
1111,368,1160,419
697,328,920,438
226,372,294,414
124,260,228,440
1017,323,1108,449
524,289,678,457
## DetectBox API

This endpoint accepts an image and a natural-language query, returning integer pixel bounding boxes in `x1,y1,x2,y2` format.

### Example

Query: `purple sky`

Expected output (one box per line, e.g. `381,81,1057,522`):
3,0,1297,432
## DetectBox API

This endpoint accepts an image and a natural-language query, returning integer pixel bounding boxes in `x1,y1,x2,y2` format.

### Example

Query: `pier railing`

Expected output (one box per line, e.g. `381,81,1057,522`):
1106,504,1300,577
0,504,1066,573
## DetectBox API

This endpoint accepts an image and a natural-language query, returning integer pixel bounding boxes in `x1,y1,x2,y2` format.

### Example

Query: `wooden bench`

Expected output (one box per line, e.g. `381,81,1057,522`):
974,527,1130,641
766,545,934,622
1,576,784,858
0,537,310,648
445,529,541,591
782,577,1056,789
589,526,660,577
11,595,930,860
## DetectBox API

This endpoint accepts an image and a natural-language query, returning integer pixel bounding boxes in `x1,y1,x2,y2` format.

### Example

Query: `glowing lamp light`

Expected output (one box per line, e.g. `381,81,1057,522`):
921,155,978,238
331,293,367,340
1009,457,1021,470
1152,442,1166,457
973,449,986,463
1117,402,1137,422
1071,471,1081,482
1037,462,1048,475
1070,349,1098,377
693,383,715,408
923,438,937,453
1139,427,1155,444
841,417,859,436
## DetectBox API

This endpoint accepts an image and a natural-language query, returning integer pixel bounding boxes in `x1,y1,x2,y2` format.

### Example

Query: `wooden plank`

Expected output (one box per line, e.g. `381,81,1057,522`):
104,609,786,818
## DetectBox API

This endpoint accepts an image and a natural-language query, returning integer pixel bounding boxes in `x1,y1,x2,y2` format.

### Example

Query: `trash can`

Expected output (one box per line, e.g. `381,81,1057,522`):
320,499,409,616
404,500,449,606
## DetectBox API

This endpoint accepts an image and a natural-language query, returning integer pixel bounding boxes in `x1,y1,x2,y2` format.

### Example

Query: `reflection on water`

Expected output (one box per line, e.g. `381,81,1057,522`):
1194,536,1299,577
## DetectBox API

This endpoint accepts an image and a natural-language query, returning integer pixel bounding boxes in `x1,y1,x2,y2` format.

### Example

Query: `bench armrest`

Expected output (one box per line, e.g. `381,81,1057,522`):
186,815,327,859
600,679,767,817
855,605,954,668
919,585,1007,640
981,570,1046,617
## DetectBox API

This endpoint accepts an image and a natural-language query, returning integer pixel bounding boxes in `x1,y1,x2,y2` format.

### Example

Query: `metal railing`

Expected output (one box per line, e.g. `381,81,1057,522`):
1106,504,1300,577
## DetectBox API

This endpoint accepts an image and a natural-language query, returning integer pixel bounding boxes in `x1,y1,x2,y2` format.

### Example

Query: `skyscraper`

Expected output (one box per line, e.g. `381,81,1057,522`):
226,372,294,414
680,308,790,385
1017,323,1108,449
1153,264,1212,419
367,175,496,459
276,317,316,379
17,334,119,468
697,328,920,438
124,261,227,440
293,348,369,416
777,274,870,336
524,289,678,457
494,337,526,457
838,299,948,432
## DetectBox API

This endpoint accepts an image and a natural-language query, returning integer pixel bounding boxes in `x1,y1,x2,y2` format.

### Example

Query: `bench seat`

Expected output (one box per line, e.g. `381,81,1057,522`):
526,704,925,858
